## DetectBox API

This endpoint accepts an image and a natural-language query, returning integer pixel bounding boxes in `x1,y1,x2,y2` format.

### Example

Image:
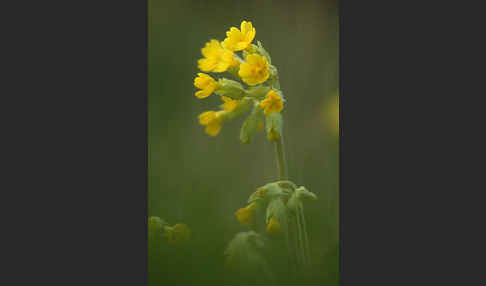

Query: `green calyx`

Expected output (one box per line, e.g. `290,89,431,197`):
240,102,264,144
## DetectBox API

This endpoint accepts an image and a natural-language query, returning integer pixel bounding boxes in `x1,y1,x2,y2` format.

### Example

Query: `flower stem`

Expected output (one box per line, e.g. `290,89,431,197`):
274,135,287,180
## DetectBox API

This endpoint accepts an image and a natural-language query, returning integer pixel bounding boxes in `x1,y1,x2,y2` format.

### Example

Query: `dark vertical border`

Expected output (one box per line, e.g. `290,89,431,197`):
4,0,148,284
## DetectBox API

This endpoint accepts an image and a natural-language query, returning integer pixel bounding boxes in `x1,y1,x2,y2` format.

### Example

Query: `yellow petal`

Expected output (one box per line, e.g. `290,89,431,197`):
198,58,216,72
205,122,222,136
221,96,238,112
199,111,216,125
266,217,280,234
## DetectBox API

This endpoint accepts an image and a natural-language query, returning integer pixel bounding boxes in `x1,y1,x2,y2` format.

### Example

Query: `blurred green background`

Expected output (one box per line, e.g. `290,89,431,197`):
148,0,338,285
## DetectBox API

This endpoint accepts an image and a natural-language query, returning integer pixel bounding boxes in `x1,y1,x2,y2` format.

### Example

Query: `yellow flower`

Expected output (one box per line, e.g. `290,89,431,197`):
222,20,256,51
235,202,257,226
238,54,269,86
221,96,238,112
194,73,219,99
260,90,283,115
165,223,191,245
198,40,238,73
198,110,226,136
266,217,280,234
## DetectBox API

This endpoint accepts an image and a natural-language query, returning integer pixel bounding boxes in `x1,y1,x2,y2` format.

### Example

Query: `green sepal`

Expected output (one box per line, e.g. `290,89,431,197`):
240,102,264,144
265,197,287,224
286,186,317,213
248,181,292,204
225,97,253,120
148,216,168,235
148,216,169,251
214,78,246,100
295,186,317,201
256,41,272,65
247,85,270,100
265,112,283,142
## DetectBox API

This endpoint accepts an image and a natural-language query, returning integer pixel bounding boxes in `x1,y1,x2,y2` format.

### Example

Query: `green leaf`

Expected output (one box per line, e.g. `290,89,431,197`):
225,97,253,120
247,85,270,100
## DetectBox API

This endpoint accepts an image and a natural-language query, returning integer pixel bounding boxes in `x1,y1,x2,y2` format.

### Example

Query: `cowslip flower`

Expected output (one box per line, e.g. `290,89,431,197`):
198,40,239,73
198,110,226,136
221,96,238,112
260,90,283,115
238,54,269,86
222,20,256,52
165,223,191,245
235,202,257,226
266,217,280,234
194,73,219,99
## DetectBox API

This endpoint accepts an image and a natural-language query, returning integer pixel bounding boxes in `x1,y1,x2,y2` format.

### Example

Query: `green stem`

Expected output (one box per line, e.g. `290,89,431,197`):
274,135,288,180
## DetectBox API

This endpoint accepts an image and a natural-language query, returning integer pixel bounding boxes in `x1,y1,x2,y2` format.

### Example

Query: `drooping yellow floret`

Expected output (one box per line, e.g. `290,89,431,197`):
198,40,239,73
266,217,280,234
165,223,191,245
267,130,280,141
221,96,239,112
198,110,226,136
257,120,264,132
222,20,256,52
260,90,283,115
194,73,219,99
235,202,257,226
238,54,269,86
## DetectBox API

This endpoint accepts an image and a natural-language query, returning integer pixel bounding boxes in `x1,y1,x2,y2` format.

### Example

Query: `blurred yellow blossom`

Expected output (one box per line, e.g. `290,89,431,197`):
238,54,269,86
260,90,283,115
235,202,257,226
198,40,239,73
199,110,226,136
165,223,191,245
222,20,256,52
266,217,280,234
194,73,219,99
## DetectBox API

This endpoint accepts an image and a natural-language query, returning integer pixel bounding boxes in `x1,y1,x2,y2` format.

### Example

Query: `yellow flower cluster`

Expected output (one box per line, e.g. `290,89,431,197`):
194,20,284,137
